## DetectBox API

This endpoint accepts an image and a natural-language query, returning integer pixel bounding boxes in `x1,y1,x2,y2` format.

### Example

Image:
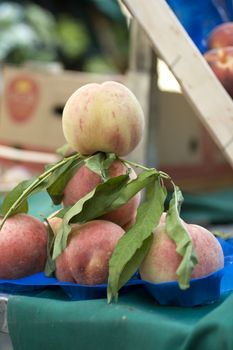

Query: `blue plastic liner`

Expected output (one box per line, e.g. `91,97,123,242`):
221,256,233,293
0,273,58,295
143,269,224,307
217,237,233,257
0,272,143,300
0,256,231,305
59,278,143,301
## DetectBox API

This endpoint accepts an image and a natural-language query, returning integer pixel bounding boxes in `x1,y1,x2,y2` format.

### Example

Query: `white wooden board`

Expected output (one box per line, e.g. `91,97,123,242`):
123,0,233,168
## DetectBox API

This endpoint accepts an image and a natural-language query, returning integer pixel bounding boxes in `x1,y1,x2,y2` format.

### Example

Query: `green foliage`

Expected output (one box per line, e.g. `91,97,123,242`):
25,4,58,47
107,174,166,302
47,158,84,205
165,185,198,290
52,174,130,260
84,55,117,74
56,14,90,59
0,178,34,216
0,2,58,64
0,153,80,229
84,152,117,180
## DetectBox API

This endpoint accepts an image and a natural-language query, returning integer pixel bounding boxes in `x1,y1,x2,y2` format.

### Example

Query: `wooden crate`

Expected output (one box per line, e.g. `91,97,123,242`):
123,0,233,170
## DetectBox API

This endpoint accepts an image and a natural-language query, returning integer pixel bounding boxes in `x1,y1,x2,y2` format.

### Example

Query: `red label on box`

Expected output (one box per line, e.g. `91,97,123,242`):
6,76,39,123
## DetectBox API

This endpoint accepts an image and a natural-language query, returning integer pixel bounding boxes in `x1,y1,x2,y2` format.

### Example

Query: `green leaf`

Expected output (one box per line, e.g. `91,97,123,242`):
44,220,56,276
117,233,153,291
84,152,117,180
109,169,158,210
54,163,156,223
52,174,130,260
101,153,118,178
56,143,75,157
0,153,81,229
165,185,198,290
53,206,71,219
0,178,35,216
47,158,84,205
107,174,167,303
75,169,160,224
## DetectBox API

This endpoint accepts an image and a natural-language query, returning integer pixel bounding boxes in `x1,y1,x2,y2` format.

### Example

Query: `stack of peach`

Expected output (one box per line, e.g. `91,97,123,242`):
50,81,144,285
0,82,224,290
204,22,233,98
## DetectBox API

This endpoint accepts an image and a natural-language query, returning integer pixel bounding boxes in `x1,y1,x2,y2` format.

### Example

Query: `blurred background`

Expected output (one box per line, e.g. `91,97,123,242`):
0,0,129,72
0,0,232,227
0,0,130,188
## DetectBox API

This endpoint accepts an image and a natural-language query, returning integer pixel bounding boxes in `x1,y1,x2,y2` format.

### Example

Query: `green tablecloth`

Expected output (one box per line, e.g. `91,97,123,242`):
7,287,233,350
181,187,233,225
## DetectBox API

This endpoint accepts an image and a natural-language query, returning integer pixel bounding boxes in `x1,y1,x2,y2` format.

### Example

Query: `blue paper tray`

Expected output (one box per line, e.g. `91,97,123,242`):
0,273,58,295
143,268,224,307
59,277,143,301
0,272,143,301
141,237,233,306
221,256,233,293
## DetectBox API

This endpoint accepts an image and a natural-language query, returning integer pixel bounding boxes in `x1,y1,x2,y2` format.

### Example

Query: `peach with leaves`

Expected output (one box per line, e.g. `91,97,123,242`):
54,220,125,285
63,160,141,227
140,222,224,284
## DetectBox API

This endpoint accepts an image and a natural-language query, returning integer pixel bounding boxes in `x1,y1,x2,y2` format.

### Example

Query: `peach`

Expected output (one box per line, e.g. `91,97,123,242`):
207,22,233,49
139,223,224,284
0,214,48,279
63,159,141,227
204,47,233,98
56,248,75,283
62,81,144,156
55,220,125,285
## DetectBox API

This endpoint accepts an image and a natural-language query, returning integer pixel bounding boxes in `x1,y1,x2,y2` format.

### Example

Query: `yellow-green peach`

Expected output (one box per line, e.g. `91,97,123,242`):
62,81,145,156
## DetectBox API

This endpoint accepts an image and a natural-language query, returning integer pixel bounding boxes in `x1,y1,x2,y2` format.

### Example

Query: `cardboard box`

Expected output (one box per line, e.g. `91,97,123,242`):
154,91,233,193
0,65,125,173
0,65,125,152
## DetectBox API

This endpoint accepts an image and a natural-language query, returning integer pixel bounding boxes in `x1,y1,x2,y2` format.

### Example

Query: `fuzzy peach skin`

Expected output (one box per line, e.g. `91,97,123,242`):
0,214,48,279
63,159,141,227
140,223,224,283
207,22,233,49
55,220,125,285
56,248,75,283
62,81,145,156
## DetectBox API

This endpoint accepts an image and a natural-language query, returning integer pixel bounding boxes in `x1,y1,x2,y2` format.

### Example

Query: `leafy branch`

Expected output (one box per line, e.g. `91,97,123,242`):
0,152,81,229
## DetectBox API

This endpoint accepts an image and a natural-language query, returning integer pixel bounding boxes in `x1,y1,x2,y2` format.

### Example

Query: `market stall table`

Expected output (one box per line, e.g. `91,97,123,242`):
1,286,232,350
